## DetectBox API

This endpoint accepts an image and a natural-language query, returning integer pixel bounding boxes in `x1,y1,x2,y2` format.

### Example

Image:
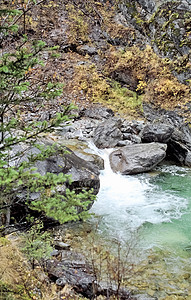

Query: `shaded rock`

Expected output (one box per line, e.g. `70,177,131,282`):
167,139,191,167
143,104,191,166
11,142,100,222
110,68,138,91
33,146,100,195
109,143,167,175
141,123,174,143
93,118,123,148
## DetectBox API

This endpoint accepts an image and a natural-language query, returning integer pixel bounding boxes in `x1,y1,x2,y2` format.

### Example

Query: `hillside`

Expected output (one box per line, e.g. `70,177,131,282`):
2,0,191,120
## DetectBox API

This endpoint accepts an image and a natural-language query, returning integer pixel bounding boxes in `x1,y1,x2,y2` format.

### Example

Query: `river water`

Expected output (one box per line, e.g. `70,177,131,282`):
84,143,191,298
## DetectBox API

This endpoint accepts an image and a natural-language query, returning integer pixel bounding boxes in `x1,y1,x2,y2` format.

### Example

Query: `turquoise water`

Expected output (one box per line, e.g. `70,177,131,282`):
139,166,191,256
88,161,191,297
90,158,191,251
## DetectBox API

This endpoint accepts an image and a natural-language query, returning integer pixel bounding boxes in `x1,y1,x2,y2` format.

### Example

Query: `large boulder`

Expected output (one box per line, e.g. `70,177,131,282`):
109,143,167,175
142,104,191,166
35,146,100,194
167,126,191,166
141,123,174,143
11,142,100,222
93,118,123,148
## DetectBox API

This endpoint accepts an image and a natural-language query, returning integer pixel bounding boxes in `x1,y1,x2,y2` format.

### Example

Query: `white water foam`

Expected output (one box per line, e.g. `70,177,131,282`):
88,140,188,240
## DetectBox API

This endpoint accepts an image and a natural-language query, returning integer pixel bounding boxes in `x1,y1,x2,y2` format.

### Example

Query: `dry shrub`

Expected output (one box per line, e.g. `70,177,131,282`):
105,45,191,110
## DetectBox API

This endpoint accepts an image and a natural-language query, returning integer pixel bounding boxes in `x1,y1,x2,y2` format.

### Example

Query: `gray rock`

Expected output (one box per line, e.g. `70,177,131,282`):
109,143,167,175
51,250,60,257
54,242,70,250
117,140,132,147
167,139,191,167
79,106,114,120
93,118,123,148
57,139,104,170
143,104,191,166
141,123,174,143
132,294,156,300
46,250,133,299
12,142,100,222
77,45,98,56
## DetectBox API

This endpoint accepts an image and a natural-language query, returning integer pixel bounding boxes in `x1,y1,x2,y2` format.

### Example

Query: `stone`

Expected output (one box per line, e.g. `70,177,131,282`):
77,45,98,56
93,118,123,148
11,142,100,222
79,106,114,120
141,123,174,143
54,242,70,250
109,142,167,175
142,104,191,166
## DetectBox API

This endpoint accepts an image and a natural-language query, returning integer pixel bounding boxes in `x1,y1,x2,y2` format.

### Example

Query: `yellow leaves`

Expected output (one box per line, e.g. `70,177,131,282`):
136,80,147,92
45,188,51,197
65,3,89,44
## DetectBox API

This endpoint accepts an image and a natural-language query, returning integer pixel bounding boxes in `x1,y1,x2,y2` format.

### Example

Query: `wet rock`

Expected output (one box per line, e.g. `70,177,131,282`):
109,143,167,175
93,118,123,148
141,123,174,143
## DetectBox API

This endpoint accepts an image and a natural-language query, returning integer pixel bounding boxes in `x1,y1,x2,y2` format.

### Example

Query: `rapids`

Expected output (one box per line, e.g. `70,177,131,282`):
89,142,191,252
61,141,191,298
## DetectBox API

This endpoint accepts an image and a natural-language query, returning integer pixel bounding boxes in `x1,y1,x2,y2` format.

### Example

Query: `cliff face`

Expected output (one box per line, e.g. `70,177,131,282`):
119,1,191,56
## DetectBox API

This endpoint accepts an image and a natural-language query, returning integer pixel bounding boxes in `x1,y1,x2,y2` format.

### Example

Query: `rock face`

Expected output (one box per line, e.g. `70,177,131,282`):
119,0,191,58
93,118,123,148
12,143,100,222
141,123,174,143
109,143,167,175
143,104,191,166
79,106,114,120
168,126,191,166
35,146,100,194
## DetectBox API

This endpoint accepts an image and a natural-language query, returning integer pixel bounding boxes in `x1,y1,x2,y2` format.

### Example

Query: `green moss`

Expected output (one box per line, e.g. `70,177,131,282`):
103,80,143,116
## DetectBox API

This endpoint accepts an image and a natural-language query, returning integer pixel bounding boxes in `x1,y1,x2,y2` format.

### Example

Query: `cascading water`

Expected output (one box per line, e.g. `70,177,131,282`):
88,141,191,255
62,140,191,298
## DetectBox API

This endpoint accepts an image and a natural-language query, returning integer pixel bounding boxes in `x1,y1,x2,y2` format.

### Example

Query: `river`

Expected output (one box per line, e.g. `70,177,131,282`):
63,142,191,298
88,144,191,298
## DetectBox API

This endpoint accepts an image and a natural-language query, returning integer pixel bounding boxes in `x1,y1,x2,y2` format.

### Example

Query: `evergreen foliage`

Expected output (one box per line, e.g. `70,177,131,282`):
0,7,95,232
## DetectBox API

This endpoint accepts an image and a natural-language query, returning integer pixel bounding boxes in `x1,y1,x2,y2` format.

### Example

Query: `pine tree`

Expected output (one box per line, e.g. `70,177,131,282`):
0,6,95,232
